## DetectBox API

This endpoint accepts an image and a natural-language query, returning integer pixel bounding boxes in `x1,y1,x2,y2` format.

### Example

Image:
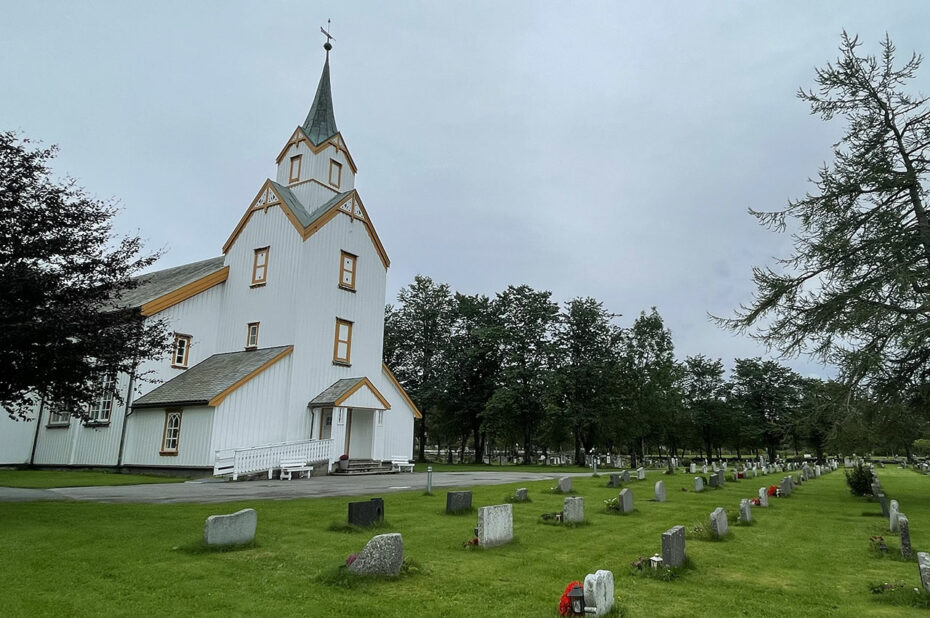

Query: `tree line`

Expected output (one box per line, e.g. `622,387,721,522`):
384,276,927,465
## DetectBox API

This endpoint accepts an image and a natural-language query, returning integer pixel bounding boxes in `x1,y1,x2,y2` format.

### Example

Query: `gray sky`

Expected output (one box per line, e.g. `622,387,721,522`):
4,1,929,378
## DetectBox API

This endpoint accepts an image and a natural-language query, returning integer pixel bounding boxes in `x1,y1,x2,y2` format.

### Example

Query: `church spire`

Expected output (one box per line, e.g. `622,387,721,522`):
302,27,338,146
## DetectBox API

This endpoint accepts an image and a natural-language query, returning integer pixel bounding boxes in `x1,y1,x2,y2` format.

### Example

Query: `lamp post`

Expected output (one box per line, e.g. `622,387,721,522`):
426,466,433,494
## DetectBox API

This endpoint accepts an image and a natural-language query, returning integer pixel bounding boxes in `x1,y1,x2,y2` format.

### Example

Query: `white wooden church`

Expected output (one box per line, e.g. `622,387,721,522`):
0,43,421,477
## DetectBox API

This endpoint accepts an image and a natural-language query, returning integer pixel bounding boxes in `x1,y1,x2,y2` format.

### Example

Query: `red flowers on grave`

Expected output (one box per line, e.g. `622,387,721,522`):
559,580,583,616
751,498,761,506
463,537,479,549
767,485,778,496
345,553,358,566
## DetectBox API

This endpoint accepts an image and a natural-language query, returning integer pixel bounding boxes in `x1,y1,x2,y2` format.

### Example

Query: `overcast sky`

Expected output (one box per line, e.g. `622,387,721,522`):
4,1,929,379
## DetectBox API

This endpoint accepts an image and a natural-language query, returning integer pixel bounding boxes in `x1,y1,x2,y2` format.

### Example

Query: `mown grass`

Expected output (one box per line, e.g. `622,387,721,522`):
2,467,929,616
0,469,185,488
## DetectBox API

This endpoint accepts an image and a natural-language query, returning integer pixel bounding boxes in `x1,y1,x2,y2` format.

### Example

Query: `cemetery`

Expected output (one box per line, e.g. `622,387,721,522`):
4,463,930,616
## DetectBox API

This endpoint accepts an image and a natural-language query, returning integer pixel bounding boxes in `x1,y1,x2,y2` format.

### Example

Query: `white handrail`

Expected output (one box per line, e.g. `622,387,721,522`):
214,438,334,480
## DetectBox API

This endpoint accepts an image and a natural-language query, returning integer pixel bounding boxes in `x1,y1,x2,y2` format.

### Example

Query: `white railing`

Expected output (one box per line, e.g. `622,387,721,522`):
213,438,334,480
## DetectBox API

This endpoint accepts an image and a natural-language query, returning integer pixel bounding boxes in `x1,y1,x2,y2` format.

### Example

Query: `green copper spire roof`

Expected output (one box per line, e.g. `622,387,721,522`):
302,54,338,146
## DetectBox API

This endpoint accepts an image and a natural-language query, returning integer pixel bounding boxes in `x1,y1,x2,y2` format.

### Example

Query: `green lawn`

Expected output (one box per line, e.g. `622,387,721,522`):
3,466,928,616
413,461,596,473
0,469,185,488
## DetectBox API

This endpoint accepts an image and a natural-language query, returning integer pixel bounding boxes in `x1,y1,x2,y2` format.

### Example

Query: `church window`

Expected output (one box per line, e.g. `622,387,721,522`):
252,247,269,286
289,155,302,183
47,406,71,427
339,251,357,290
328,159,342,188
333,318,353,365
160,410,182,455
172,334,191,368
246,322,260,349
87,373,116,423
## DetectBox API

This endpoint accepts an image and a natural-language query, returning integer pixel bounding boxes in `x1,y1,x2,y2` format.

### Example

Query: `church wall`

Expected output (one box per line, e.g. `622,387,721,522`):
122,406,214,468
0,405,40,465
380,371,417,461
276,139,355,193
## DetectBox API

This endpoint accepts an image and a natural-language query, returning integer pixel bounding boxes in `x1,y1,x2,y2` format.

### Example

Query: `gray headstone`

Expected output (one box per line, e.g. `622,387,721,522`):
661,525,686,567
558,477,572,493
203,508,257,546
619,488,634,513
690,463,697,473
654,480,666,503
899,514,913,559
730,469,739,482
739,499,752,523
446,491,473,514
717,470,726,486
701,465,708,474
876,492,889,517
563,496,584,523
607,473,621,488
515,488,528,501
780,477,792,497
890,499,900,532
348,498,385,527
620,470,631,483
694,477,704,492
710,507,728,538
583,569,615,617
708,474,720,488
758,487,769,507
918,552,930,594
477,504,513,547
636,467,646,480
347,532,404,576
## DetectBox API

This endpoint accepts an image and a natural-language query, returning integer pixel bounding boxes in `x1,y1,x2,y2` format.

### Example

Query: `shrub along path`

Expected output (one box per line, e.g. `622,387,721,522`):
3,466,928,616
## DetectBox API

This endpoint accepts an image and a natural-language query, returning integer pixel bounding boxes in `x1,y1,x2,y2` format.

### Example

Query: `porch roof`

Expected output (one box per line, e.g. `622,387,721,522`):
309,377,390,409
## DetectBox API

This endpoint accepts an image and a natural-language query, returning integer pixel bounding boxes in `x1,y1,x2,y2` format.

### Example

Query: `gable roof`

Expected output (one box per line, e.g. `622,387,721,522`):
222,180,389,268
309,377,391,409
132,345,293,409
109,257,229,317
382,363,423,419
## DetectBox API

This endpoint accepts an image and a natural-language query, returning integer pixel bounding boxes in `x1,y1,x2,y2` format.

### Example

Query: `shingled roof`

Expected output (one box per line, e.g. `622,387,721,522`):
132,346,293,409
269,181,352,229
302,56,338,146
116,256,226,310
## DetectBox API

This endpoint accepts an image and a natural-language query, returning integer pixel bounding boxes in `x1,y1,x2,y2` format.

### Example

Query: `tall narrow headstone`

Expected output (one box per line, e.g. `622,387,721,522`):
890,499,900,532
690,463,697,474
701,465,708,474
717,470,726,486
710,507,728,538
619,488,634,513
654,480,666,503
780,477,792,497
563,497,584,523
876,492,889,517
661,525,686,567
918,552,930,594
694,477,704,492
757,487,769,507
476,504,514,547
739,499,752,523
583,570,615,617
899,514,913,559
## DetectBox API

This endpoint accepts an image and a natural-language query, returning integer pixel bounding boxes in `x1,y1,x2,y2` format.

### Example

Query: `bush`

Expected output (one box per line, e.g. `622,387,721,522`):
845,461,874,496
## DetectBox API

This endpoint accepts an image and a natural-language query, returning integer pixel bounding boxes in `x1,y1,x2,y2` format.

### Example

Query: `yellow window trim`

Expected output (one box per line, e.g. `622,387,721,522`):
333,377,391,409
141,267,229,317
289,155,302,183
333,318,353,365
382,363,423,419
339,251,357,290
274,127,358,173
251,247,269,286
208,346,294,407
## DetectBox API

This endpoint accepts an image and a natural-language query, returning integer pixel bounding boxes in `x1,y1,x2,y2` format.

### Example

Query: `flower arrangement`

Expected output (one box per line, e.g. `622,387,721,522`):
751,497,761,506
558,580,583,616
345,553,358,566
870,535,889,553
766,485,778,496
462,537,479,549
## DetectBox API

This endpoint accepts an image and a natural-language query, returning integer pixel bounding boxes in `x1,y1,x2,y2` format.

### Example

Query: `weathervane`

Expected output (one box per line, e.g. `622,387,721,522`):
321,19,335,56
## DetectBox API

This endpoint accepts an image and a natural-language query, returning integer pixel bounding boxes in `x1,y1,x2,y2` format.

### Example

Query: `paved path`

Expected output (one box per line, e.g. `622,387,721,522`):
0,470,591,504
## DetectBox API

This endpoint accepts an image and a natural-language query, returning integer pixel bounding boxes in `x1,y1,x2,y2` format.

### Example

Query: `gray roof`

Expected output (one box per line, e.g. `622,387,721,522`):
270,181,352,229
132,346,292,409
116,256,226,310
302,57,338,146
309,377,367,407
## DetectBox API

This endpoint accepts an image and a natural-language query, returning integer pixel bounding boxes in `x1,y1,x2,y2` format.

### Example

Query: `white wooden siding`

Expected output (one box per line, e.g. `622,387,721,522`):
122,406,214,468
0,405,40,465
276,140,356,192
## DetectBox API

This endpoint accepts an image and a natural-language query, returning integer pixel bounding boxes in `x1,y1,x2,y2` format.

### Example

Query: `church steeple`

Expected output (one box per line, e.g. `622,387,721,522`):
302,35,338,146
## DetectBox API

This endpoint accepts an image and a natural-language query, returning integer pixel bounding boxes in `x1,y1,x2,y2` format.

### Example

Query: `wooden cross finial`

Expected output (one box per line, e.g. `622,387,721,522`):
321,19,335,54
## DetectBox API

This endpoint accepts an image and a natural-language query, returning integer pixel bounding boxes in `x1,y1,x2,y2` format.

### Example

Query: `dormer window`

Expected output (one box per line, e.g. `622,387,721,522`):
252,247,269,286
246,322,260,349
289,155,302,183
329,159,342,188
339,251,357,291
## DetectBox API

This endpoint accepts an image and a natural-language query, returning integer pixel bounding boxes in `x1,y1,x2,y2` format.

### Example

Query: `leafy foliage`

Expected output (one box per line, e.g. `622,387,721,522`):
845,461,875,496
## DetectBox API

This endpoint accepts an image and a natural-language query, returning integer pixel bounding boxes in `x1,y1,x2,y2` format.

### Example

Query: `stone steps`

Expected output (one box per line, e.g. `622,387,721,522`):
332,459,395,476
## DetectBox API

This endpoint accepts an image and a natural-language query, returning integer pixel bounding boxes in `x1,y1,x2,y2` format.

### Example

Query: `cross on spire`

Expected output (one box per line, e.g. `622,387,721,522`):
321,19,335,56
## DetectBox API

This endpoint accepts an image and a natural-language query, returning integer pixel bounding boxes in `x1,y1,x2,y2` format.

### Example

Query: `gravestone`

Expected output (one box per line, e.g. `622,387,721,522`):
758,487,769,507
889,499,900,532
780,477,792,497
477,504,513,547
654,481,666,503
661,525,686,567
739,499,752,523
558,477,572,493
607,474,621,488
636,467,646,480
918,552,930,594
690,463,697,474
899,514,913,559
347,532,404,576
620,470,631,483
348,498,385,527
563,497,584,523
619,488,634,513
701,465,708,474
708,473,720,488
876,492,889,517
694,477,704,492
515,488,528,502
710,507,728,538
203,508,257,546
717,470,726,486
712,463,719,472
583,569,615,617
446,491,472,514
730,469,739,482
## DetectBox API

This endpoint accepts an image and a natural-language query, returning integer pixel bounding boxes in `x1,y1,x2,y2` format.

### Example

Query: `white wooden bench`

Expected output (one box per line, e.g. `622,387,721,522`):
391,457,415,473
279,457,313,480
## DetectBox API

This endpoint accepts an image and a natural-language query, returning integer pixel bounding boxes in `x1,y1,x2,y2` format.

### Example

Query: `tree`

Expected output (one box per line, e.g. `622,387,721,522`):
720,34,930,393
383,275,454,461
682,355,728,458
0,131,168,419
729,358,802,462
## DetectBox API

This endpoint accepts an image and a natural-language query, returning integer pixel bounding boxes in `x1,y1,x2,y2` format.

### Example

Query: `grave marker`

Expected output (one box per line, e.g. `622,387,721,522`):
694,477,704,492
889,499,900,532
918,552,930,594
583,569,615,617
619,488,634,513
203,508,257,546
661,525,686,567
739,499,752,523
558,477,572,493
899,514,913,559
654,481,666,503
348,498,385,527
477,504,514,547
347,533,404,576
710,507,728,538
563,497,584,523
758,487,769,507
446,491,472,514
636,467,646,480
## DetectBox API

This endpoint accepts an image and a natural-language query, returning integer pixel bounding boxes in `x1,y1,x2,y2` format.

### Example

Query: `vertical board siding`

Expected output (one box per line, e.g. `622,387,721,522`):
0,405,39,465
122,407,214,467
